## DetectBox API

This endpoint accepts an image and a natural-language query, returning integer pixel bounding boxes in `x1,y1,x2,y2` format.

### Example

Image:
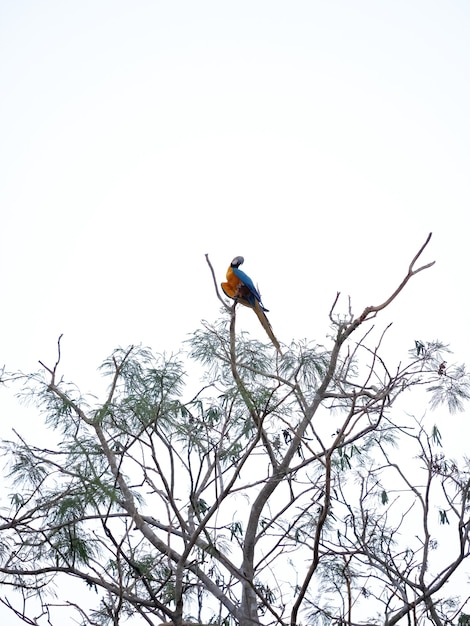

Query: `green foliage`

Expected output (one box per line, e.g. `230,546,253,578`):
7,441,49,489
415,340,425,356
49,525,95,566
230,521,243,540
432,424,443,447
427,363,470,414
407,341,470,414
99,346,186,433
439,509,450,525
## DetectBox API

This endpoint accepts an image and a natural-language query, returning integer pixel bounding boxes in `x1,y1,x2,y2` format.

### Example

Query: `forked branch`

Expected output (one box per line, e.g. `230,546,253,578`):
38,334,64,386
357,232,435,324
329,233,435,337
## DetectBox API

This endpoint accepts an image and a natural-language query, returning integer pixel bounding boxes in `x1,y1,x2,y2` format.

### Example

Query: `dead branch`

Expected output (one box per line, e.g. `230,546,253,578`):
38,334,63,386
329,291,341,322
0,596,42,625
357,232,435,324
205,254,231,312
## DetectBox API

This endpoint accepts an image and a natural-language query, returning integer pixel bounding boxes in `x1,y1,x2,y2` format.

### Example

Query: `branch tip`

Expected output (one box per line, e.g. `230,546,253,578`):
205,254,231,312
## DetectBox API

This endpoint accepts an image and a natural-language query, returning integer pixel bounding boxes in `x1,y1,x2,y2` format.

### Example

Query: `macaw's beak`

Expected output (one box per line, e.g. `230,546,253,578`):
231,256,244,268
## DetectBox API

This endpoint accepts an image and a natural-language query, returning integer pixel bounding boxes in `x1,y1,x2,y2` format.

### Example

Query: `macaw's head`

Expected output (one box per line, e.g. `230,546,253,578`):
231,256,244,268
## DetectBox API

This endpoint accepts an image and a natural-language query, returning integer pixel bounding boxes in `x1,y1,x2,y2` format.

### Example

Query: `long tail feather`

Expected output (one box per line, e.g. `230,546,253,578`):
253,301,282,355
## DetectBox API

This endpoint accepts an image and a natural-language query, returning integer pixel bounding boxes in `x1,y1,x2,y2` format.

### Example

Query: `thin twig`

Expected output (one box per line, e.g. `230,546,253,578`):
329,291,341,322
38,334,63,385
205,254,231,312
105,346,134,405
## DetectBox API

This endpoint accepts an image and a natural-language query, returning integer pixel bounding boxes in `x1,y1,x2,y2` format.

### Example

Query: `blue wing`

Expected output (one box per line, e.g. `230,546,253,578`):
232,267,268,311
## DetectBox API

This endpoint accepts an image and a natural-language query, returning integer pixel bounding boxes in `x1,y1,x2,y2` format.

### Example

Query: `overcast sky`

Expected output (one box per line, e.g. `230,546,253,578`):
1,1,470,623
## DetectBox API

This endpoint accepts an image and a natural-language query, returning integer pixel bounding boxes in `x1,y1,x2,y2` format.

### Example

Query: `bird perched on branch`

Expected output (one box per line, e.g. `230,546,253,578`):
221,256,282,354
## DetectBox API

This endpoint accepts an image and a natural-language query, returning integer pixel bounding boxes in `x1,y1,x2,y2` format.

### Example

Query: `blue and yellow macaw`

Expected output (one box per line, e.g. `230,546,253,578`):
221,256,282,354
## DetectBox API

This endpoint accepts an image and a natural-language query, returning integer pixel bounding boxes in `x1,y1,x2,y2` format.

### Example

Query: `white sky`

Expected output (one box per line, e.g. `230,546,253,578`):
1,1,470,623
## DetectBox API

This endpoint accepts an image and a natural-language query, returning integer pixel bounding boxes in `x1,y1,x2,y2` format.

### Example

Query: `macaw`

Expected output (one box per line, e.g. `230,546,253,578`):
221,256,282,354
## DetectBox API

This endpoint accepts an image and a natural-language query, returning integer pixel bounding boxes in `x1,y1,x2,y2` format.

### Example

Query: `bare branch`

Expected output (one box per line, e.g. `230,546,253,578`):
38,333,63,385
205,253,231,312
357,232,435,324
